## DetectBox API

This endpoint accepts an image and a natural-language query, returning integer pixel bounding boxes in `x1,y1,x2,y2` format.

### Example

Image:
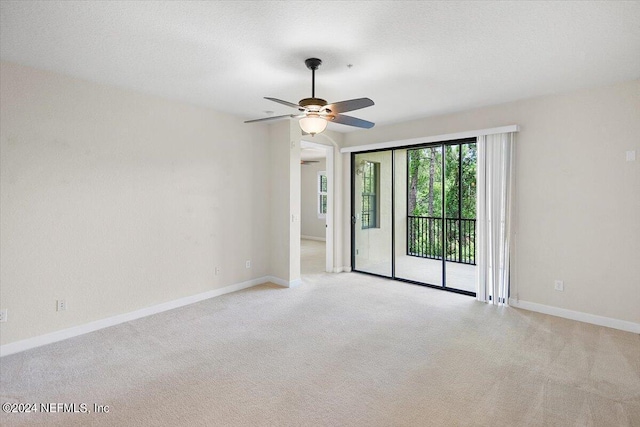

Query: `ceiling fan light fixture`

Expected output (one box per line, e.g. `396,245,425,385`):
246,58,374,131
299,115,327,136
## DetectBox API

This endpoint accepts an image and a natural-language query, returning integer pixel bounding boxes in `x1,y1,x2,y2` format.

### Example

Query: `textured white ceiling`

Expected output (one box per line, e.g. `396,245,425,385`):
1,1,639,131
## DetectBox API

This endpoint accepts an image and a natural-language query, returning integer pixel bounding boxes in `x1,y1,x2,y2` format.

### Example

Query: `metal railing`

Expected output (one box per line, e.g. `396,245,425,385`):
407,216,476,265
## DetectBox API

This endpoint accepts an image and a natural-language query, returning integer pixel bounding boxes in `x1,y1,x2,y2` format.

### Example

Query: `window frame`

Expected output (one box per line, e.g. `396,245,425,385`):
361,161,379,229
318,171,327,219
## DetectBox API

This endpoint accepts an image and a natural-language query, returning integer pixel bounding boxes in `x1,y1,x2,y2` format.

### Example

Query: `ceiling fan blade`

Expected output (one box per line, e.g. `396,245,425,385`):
244,114,299,123
264,97,302,109
324,97,374,114
331,114,375,129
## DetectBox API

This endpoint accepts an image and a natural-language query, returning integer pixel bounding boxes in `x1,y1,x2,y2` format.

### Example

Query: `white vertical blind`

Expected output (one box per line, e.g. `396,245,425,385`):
476,133,515,305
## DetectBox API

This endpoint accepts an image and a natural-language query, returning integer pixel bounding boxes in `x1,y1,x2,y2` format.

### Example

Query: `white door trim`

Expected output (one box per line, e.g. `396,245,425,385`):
301,139,334,273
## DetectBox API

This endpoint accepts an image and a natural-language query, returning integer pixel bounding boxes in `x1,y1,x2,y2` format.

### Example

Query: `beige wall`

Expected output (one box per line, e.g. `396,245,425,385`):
267,121,292,282
343,80,640,324
288,123,302,283
268,120,301,284
301,159,326,239
0,62,273,345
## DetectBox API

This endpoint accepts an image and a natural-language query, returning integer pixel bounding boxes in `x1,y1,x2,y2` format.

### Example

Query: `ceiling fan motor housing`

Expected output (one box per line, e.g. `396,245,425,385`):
299,97,328,111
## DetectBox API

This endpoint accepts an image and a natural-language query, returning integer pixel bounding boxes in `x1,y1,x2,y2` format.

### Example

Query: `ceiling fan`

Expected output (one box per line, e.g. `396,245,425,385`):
245,58,375,135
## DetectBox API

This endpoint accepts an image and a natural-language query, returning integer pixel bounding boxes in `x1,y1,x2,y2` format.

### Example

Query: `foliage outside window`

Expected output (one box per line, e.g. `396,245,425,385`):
407,143,476,219
361,161,379,229
318,172,327,218
406,142,477,264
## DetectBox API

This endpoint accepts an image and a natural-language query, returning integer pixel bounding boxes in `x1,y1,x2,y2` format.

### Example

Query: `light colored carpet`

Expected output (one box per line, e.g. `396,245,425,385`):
301,238,326,275
1,272,639,426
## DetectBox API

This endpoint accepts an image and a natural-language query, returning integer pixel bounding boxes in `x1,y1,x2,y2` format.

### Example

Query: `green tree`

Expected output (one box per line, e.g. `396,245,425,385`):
407,142,477,262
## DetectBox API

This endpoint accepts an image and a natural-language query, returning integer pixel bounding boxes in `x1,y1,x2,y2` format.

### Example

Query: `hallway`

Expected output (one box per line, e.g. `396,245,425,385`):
300,239,326,275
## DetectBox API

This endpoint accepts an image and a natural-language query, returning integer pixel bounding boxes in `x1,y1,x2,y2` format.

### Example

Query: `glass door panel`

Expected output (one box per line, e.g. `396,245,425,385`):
444,142,477,293
395,146,444,287
353,151,393,277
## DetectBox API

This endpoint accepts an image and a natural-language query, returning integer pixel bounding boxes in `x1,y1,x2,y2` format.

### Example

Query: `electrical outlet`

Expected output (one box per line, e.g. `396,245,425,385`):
57,299,67,311
0,309,7,323
245,260,251,269
554,280,564,291
215,267,220,275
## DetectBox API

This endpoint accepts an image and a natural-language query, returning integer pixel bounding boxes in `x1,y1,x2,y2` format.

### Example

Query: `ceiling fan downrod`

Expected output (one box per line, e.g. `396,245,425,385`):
299,58,327,111
305,58,322,99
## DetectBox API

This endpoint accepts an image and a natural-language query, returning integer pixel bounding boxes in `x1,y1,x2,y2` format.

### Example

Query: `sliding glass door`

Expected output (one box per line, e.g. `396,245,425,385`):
352,150,393,277
394,146,444,287
352,139,477,295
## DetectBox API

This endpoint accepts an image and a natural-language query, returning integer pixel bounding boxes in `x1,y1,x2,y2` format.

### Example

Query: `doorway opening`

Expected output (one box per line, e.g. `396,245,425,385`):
351,138,477,295
300,140,333,274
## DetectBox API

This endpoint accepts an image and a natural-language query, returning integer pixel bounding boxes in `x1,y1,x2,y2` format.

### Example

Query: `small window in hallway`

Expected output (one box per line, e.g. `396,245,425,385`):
318,171,327,218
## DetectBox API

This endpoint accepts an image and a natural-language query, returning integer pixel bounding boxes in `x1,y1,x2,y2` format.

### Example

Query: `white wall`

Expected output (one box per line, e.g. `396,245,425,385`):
268,120,301,285
301,159,326,239
0,62,272,345
342,79,640,325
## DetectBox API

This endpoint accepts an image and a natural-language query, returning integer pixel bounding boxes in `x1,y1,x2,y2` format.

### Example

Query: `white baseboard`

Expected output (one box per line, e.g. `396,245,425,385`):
288,279,302,288
509,298,640,334
267,276,302,288
301,235,326,242
1,276,276,357
333,266,351,273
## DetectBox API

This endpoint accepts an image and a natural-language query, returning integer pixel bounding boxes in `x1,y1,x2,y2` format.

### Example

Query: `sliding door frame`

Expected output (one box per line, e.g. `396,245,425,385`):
350,149,395,279
351,137,476,297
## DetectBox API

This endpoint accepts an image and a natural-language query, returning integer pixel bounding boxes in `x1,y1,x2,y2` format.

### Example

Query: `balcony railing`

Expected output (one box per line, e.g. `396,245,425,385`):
407,216,476,265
